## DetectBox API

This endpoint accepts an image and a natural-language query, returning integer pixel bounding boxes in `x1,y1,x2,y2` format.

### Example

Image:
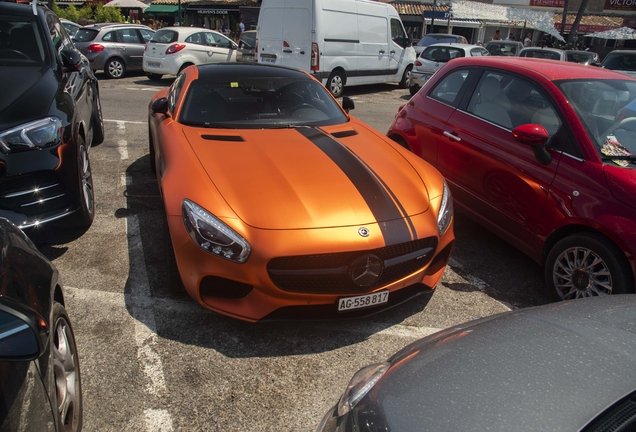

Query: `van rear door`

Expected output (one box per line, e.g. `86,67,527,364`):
257,0,312,71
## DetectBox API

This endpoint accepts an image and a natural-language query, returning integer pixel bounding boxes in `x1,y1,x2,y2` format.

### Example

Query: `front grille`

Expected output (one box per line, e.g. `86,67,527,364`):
267,237,438,294
0,171,72,218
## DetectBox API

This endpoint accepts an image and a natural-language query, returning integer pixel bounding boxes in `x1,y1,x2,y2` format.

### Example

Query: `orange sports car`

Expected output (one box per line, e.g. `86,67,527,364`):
147,63,454,322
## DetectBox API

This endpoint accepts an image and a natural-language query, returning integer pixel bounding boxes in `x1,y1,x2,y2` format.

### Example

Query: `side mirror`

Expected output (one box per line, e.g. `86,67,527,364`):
0,302,47,362
512,124,552,165
151,97,170,117
60,48,82,72
342,96,355,113
408,34,413,47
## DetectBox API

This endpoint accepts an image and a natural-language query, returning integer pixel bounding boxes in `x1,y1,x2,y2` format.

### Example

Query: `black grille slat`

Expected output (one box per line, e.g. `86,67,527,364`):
0,171,72,217
267,237,437,294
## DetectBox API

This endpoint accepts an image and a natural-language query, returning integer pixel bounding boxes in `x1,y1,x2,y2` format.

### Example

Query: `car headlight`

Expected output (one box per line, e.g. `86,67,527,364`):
337,362,389,416
0,117,63,153
182,199,251,263
437,180,453,236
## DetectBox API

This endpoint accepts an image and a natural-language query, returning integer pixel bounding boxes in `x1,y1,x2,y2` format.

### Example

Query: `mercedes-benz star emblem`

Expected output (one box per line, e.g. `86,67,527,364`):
350,254,383,287
358,227,370,237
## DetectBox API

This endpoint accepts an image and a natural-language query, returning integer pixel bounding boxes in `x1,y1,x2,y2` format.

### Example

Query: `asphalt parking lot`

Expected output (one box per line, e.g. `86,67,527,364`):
36,72,553,431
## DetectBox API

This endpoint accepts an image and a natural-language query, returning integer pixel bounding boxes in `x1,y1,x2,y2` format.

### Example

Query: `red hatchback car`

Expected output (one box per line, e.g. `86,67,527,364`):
388,56,636,301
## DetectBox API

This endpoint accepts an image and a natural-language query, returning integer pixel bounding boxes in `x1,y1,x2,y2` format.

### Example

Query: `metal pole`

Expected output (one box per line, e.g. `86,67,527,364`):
178,0,181,26
431,0,436,33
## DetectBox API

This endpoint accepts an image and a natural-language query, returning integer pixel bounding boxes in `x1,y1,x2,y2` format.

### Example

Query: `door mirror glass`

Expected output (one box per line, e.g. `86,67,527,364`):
152,97,170,115
342,96,355,113
60,48,81,72
0,309,40,361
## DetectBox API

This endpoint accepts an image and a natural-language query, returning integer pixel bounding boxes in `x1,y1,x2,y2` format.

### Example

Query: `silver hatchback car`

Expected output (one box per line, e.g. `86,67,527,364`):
73,23,154,78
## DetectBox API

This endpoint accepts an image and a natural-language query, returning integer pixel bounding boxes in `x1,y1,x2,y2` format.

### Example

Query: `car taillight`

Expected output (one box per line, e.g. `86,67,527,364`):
144,42,148,52
87,44,104,53
166,44,186,55
415,60,422,67
255,38,258,62
311,42,319,71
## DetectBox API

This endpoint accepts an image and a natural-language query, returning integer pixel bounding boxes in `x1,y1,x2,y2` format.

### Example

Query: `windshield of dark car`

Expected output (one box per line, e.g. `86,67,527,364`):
602,53,636,72
422,46,464,62
558,79,636,166
239,32,256,49
486,42,520,56
179,77,348,128
149,29,179,44
567,51,594,64
0,15,46,66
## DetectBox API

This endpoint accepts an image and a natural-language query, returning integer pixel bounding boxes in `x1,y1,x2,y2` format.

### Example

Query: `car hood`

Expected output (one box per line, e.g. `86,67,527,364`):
604,164,636,210
367,295,636,432
182,125,430,230
0,67,55,130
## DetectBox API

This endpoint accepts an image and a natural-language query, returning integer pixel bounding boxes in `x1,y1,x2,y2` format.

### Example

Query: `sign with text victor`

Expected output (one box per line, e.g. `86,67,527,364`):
605,0,636,10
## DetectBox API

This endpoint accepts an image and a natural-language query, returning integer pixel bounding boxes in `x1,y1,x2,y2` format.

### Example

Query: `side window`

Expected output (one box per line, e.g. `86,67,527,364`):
429,70,468,106
467,72,513,129
139,29,154,42
102,31,115,42
116,29,141,44
390,18,406,48
46,15,71,58
168,73,186,114
185,32,204,45
210,33,231,48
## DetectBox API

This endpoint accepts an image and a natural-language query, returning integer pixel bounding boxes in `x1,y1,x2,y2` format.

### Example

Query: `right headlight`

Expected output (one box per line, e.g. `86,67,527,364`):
437,180,453,236
182,199,251,263
337,362,390,416
0,117,62,153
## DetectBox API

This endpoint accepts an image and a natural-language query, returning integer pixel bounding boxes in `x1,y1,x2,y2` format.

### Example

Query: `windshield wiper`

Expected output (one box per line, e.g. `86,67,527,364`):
601,155,636,161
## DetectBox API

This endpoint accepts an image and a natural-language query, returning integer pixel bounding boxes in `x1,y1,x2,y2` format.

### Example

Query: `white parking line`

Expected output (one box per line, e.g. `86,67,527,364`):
126,87,163,92
105,119,145,124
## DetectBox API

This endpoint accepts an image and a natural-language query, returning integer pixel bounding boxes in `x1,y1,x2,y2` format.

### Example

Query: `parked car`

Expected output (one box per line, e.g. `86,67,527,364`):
73,23,154,79
388,56,636,300
566,49,600,66
601,49,636,77
143,27,237,80
236,29,256,63
0,2,103,230
0,217,83,432
60,18,81,37
410,43,489,95
484,40,524,56
413,33,468,56
519,46,567,61
148,63,454,322
318,295,636,432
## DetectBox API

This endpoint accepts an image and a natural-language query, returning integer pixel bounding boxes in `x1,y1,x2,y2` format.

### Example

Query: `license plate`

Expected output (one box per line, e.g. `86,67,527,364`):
243,55,254,62
147,61,161,68
338,291,389,311
260,56,276,64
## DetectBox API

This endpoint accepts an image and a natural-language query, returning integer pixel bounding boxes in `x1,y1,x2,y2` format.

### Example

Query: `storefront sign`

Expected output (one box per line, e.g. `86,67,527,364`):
530,0,565,6
555,23,618,32
605,0,636,10
197,9,229,15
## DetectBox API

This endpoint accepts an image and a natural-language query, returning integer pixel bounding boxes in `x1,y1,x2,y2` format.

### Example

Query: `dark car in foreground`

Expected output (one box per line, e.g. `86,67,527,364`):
319,295,636,432
0,217,82,431
237,29,256,63
0,2,103,230
388,56,636,301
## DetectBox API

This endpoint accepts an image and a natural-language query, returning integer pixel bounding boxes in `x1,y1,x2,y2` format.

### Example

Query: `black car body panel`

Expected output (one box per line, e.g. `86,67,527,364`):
0,217,76,431
321,295,636,431
0,2,102,230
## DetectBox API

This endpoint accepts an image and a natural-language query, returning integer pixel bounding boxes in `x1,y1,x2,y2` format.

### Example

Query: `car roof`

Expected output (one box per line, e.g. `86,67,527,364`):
445,56,636,81
0,2,49,16
156,26,224,36
520,47,565,53
195,62,312,81
606,49,636,55
83,23,150,30
486,40,522,45
426,43,483,50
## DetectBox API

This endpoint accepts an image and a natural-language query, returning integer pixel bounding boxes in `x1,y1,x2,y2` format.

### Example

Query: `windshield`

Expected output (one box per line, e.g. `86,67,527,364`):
567,51,595,64
240,32,256,49
521,49,562,60
422,46,464,62
0,14,47,66
486,42,520,56
179,77,348,129
73,28,98,42
602,53,636,72
558,79,636,167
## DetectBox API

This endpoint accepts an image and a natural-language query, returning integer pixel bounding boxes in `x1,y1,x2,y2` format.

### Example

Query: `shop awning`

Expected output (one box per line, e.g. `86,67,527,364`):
144,4,179,14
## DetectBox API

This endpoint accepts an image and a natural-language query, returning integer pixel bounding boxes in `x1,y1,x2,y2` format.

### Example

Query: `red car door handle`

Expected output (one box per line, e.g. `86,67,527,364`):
443,131,461,142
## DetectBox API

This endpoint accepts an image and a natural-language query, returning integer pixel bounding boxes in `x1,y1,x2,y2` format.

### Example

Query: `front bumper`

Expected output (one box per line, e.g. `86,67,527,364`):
143,56,179,75
168,210,454,322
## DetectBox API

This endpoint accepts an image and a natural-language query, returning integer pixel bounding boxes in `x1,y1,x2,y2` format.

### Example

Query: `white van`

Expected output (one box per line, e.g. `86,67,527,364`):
256,0,415,97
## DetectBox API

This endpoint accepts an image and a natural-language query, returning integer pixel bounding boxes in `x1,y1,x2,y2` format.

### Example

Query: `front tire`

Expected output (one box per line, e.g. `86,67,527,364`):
147,73,162,81
409,85,419,96
104,58,125,79
68,137,95,227
91,89,104,146
52,302,83,432
545,232,634,301
327,70,345,98
399,65,413,89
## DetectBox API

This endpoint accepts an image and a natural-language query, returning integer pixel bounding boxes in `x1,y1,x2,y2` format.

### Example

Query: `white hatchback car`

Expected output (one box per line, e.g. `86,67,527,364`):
410,43,489,95
143,27,238,80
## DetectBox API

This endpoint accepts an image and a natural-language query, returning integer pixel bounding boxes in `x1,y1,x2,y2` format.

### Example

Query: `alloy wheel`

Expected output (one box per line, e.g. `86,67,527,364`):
552,246,612,300
53,316,80,431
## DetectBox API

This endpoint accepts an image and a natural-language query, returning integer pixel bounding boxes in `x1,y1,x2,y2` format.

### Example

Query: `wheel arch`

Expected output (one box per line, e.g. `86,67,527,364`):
329,66,347,86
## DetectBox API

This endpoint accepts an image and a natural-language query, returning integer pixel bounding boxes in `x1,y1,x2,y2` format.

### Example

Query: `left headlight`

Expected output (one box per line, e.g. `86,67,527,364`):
337,362,390,416
182,199,251,263
437,180,453,236
0,117,63,153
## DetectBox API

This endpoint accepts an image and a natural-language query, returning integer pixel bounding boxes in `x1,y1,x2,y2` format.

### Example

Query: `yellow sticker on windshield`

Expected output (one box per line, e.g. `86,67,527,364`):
231,82,238,88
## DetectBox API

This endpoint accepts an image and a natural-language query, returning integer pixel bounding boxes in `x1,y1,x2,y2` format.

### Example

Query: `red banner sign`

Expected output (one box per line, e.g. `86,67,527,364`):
605,0,636,10
555,23,619,33
530,0,566,6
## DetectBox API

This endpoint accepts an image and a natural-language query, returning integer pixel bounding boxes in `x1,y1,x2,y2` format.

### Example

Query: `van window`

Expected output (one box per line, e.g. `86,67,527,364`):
391,18,407,48
359,15,387,45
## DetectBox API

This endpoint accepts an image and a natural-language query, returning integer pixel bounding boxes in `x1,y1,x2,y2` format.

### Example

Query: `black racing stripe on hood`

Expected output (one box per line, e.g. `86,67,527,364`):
296,127,412,246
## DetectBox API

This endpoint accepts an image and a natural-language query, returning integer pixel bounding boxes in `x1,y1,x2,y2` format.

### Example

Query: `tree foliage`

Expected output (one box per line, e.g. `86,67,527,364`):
52,1,123,24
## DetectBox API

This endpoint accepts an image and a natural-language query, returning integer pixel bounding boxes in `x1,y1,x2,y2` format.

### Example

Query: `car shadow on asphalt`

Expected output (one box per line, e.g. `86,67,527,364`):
118,155,438,358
